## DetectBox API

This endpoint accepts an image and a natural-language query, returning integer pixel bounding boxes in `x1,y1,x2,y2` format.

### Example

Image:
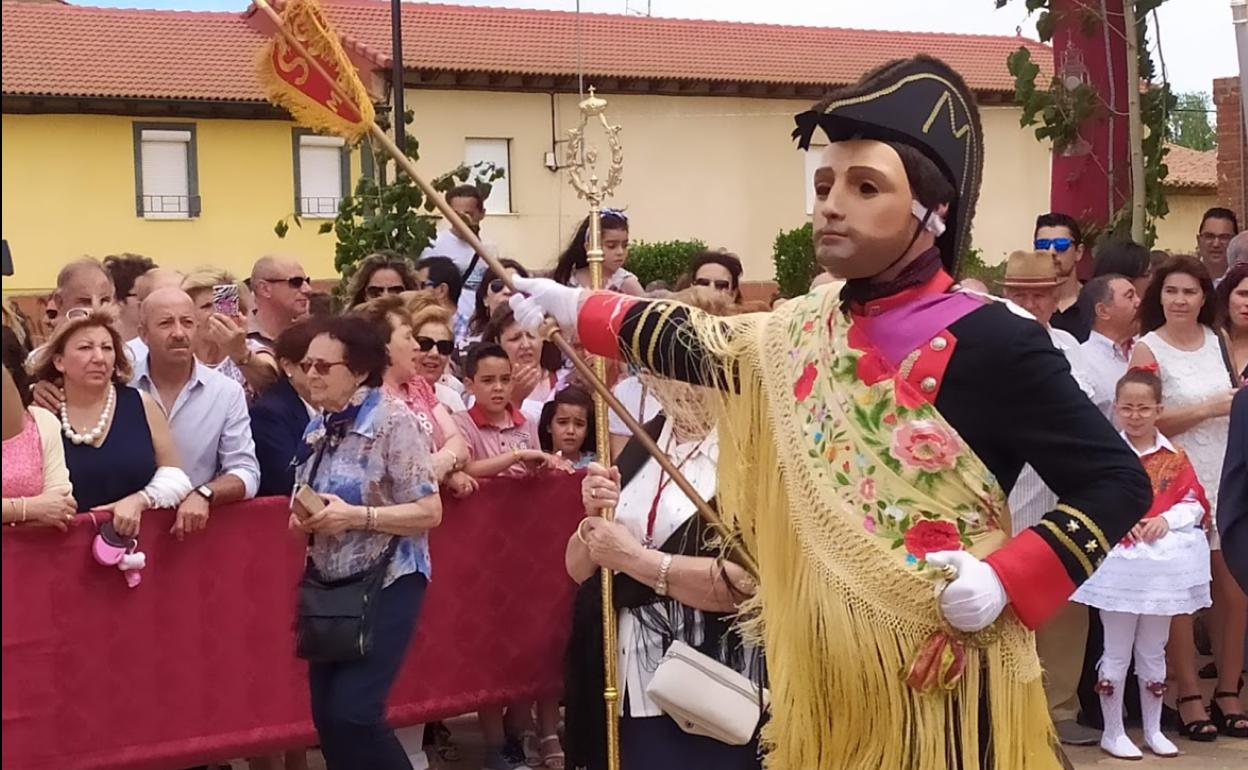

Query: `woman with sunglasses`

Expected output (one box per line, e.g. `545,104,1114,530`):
293,315,442,770
552,210,643,296
682,250,743,303
353,297,474,499
407,303,468,413
466,258,531,344
344,251,420,310
1129,255,1244,742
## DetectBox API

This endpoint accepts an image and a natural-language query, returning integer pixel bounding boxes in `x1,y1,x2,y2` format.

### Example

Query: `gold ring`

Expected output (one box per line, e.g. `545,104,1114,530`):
590,487,598,499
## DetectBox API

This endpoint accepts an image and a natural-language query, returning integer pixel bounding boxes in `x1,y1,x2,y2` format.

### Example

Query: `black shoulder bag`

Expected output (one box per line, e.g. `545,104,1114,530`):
294,432,399,663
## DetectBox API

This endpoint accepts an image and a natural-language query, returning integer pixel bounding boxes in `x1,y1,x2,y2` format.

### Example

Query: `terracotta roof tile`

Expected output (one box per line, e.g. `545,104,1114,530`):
1163,143,1216,190
3,1,1051,103
2,3,269,102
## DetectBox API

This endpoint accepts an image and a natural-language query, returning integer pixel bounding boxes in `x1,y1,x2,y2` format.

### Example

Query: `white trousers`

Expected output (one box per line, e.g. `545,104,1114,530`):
1099,610,1171,684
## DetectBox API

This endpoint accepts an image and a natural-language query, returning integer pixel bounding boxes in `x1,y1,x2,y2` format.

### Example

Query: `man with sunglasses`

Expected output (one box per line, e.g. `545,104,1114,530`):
415,256,467,340
1034,212,1088,341
249,256,311,346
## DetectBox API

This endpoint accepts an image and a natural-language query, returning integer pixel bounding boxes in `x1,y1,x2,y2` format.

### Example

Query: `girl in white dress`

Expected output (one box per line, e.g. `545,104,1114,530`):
1073,367,1212,759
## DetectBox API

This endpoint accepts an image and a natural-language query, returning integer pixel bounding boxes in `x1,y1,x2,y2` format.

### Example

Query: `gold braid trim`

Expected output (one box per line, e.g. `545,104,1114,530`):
1037,520,1095,579
1056,504,1109,553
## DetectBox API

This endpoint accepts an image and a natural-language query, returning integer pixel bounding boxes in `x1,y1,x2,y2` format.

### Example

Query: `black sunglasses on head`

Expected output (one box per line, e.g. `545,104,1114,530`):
416,336,454,355
263,276,311,289
693,278,733,291
365,285,405,299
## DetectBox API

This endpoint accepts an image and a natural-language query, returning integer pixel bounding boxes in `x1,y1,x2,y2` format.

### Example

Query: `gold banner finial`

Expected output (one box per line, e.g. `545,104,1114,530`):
565,86,624,770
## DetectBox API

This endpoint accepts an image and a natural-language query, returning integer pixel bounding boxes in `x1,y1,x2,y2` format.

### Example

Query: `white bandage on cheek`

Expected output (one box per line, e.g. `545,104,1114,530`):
912,200,947,237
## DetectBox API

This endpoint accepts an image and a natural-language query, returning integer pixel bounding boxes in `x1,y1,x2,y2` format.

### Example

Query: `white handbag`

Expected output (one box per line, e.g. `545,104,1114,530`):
644,639,768,746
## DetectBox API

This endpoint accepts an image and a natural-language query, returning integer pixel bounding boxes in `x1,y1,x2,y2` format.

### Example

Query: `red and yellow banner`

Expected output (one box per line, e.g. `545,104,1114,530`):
256,0,374,142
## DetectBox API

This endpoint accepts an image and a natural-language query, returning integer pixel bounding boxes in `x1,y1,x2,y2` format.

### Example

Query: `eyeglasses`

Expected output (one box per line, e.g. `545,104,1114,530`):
488,278,509,294
693,278,733,291
299,359,349,375
364,285,405,299
262,276,311,289
1115,404,1157,417
416,336,454,355
1034,237,1075,253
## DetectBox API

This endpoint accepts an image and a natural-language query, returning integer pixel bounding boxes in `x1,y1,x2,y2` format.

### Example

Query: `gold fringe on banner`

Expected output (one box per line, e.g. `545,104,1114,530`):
255,0,375,143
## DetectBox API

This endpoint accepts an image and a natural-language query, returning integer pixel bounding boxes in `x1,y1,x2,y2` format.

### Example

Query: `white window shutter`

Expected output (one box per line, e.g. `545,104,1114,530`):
140,130,191,218
464,138,511,213
299,135,345,217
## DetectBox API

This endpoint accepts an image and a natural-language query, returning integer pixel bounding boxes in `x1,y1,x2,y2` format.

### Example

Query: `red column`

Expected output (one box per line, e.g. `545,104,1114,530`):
1048,0,1131,276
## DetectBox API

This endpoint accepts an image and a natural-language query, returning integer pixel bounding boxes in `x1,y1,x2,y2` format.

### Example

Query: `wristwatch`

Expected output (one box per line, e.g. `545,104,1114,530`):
194,485,214,502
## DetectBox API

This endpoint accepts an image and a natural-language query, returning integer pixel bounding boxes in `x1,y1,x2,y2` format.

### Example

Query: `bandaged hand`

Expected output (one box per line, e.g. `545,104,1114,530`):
508,276,585,334
925,551,1008,633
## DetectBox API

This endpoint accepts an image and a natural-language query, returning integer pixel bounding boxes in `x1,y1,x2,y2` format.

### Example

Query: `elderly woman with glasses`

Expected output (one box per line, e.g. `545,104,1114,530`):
344,251,421,310
552,210,643,296
682,250,744,303
292,314,443,770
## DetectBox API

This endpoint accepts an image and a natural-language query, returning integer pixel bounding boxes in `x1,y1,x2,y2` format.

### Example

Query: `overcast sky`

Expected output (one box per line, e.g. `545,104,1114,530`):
89,0,1234,95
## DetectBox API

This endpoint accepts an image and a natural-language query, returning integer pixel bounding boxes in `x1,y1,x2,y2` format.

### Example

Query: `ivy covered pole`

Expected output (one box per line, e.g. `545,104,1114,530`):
1123,0,1147,243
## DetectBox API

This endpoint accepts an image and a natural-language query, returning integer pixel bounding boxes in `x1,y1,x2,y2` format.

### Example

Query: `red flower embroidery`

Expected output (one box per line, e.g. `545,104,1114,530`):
794,363,818,402
903,520,962,560
883,413,898,425
802,319,816,333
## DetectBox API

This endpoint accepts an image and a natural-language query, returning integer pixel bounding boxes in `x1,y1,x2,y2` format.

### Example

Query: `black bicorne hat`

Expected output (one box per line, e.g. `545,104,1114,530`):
793,55,984,274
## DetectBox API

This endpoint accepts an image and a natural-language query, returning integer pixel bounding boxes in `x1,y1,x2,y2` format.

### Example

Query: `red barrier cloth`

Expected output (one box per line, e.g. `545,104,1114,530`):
1,474,584,770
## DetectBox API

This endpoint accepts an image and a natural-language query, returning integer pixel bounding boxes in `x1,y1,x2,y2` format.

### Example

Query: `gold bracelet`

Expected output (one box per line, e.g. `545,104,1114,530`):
20,497,27,524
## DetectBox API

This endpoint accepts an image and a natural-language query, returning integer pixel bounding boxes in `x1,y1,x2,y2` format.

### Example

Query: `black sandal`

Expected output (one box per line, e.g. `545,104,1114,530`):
1211,691,1248,738
1176,694,1219,742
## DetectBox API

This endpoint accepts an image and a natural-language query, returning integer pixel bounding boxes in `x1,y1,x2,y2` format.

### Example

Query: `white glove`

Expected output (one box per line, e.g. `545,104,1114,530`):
508,276,585,334
925,551,1008,633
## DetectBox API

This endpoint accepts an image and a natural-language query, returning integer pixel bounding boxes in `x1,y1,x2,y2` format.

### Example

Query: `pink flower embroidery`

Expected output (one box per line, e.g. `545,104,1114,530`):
903,520,962,559
890,419,963,473
802,319,816,333
794,363,818,402
859,478,877,502
862,516,877,534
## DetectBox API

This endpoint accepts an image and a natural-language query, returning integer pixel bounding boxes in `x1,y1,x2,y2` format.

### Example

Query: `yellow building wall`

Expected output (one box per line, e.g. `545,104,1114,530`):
1,113,355,293
406,90,1052,278
2,94,1051,294
1154,190,1214,255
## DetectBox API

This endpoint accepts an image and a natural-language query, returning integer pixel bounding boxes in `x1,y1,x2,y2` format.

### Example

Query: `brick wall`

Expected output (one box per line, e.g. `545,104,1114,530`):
1214,76,1247,221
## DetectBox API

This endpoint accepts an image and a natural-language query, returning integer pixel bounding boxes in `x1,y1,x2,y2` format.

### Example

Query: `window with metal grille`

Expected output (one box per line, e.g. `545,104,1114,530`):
295,132,349,218
134,124,200,219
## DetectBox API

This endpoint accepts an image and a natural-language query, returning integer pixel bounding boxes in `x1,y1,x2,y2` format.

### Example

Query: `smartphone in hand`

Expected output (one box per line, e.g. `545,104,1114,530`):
212,283,240,317
292,484,325,520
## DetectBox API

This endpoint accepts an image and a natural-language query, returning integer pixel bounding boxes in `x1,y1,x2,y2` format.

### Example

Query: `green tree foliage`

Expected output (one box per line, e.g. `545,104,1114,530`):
625,239,707,289
772,223,816,299
274,109,503,301
1168,91,1216,151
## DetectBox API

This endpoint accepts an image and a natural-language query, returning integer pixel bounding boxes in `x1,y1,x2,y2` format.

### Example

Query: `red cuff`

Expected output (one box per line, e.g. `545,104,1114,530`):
984,530,1076,629
577,292,640,359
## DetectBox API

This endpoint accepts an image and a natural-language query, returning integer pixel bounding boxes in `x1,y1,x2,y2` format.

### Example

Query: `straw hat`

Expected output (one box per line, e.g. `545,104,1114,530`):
999,250,1061,289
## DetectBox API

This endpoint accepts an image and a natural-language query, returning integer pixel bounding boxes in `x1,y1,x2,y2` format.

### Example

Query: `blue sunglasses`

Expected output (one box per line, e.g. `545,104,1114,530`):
1034,237,1074,253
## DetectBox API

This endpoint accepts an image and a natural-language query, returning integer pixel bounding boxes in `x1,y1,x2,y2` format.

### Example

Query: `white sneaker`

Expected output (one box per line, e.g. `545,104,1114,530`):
1100,733,1143,760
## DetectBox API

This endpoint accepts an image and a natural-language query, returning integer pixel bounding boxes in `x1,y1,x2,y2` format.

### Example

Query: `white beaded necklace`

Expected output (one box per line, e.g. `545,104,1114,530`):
60,384,116,446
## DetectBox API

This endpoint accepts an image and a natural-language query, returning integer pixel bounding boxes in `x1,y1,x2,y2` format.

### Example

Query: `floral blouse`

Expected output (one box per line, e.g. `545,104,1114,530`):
297,387,438,587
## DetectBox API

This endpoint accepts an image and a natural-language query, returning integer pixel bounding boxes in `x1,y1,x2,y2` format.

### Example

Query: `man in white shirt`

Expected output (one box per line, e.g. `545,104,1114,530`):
420,185,497,323
1079,274,1140,420
132,288,259,539
999,250,1102,746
